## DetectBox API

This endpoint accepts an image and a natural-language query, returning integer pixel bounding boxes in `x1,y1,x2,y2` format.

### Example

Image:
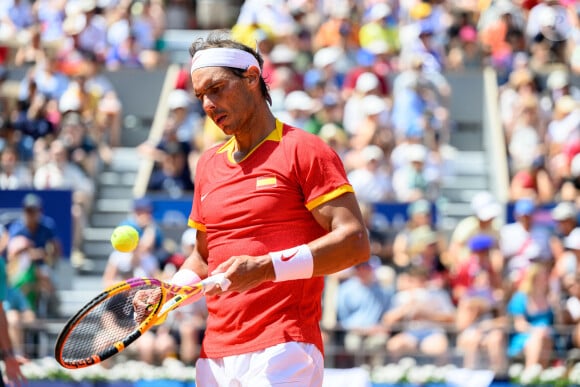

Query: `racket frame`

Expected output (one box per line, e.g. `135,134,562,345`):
54,277,202,368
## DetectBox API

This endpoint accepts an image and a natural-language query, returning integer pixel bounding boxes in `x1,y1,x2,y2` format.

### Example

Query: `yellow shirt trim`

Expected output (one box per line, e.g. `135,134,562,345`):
216,119,283,164
188,219,207,232
306,184,354,211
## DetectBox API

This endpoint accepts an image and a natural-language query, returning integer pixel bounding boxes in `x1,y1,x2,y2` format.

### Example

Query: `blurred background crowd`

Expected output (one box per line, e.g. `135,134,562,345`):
0,0,580,380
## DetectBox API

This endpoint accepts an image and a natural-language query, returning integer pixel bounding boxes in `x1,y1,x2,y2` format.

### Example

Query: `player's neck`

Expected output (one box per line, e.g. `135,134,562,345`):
233,110,276,160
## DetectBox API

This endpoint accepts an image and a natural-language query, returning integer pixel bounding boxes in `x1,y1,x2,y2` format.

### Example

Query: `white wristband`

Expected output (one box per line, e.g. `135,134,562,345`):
269,244,313,282
169,269,204,307
170,269,202,286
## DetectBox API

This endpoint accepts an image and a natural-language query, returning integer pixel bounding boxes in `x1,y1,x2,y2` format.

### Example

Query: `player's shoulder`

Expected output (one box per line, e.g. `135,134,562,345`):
280,122,330,150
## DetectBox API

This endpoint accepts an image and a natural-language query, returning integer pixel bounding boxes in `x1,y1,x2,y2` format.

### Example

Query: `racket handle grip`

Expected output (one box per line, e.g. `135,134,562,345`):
202,273,231,291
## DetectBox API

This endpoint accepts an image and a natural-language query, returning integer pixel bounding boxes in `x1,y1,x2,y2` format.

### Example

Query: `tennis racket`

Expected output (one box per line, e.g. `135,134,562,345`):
54,273,230,369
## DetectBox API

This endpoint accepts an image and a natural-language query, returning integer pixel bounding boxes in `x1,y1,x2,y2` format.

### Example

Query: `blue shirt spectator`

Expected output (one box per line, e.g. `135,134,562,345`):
337,259,391,329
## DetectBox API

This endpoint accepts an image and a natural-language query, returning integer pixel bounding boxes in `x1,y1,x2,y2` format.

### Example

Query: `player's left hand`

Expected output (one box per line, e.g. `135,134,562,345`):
209,254,275,294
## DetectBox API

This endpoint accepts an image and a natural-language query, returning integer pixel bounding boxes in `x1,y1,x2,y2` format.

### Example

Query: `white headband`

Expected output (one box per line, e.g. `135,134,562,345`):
190,48,261,74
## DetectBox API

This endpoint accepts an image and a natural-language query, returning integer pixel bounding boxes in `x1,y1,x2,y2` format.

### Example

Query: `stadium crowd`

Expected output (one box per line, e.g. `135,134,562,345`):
0,0,579,380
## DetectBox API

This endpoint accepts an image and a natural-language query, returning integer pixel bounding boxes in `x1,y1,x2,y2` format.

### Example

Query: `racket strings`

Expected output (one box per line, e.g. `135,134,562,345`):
60,283,160,362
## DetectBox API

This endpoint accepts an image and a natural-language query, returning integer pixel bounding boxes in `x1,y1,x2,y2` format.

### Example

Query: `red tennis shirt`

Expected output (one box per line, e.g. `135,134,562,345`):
189,119,353,358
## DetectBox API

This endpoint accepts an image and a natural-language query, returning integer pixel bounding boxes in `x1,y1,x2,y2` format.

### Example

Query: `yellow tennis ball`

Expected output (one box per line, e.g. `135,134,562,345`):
110,225,139,252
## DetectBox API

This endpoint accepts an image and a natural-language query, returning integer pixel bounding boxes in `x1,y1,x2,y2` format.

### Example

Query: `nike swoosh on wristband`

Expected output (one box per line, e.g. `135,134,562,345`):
280,250,299,262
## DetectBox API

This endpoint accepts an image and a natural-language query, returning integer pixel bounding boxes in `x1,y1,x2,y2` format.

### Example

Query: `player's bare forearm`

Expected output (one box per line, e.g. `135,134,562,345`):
180,251,209,278
309,192,371,275
179,229,209,278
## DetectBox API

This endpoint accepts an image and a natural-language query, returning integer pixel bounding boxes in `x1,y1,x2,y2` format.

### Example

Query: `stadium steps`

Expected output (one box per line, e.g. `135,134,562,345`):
437,149,490,233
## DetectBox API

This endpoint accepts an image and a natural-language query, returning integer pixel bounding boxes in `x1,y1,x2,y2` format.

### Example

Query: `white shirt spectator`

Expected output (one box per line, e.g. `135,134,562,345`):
0,147,32,189
546,105,580,145
348,145,392,203
33,140,94,197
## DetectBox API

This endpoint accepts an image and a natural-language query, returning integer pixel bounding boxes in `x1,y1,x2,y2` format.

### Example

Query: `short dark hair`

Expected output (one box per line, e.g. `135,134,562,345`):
189,31,272,105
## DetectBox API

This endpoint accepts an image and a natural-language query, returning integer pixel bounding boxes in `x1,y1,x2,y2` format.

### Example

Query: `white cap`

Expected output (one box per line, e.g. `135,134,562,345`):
361,94,386,116
313,47,342,68
361,144,384,163
565,228,580,250
366,40,390,55
284,90,315,111
270,44,297,64
167,89,191,110
407,143,427,163
547,69,569,90
369,3,391,20
356,72,380,93
471,191,502,221
59,91,81,113
552,202,577,221
63,13,86,36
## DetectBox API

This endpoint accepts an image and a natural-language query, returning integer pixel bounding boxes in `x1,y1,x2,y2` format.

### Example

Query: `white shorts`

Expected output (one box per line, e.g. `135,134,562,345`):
195,341,324,387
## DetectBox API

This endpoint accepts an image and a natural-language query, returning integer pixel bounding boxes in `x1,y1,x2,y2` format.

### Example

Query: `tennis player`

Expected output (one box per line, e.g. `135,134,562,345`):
169,32,371,386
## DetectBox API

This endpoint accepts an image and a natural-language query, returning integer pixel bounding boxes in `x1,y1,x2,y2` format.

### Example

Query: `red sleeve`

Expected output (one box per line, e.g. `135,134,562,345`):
291,128,353,210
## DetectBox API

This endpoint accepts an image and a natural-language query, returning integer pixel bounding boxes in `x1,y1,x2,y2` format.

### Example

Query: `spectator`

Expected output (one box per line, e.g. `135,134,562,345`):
7,193,61,316
545,96,580,161
57,112,100,179
550,202,578,269
383,265,455,362
335,258,392,364
506,262,557,370
555,227,580,288
452,233,505,303
447,191,502,270
358,201,392,267
304,93,344,136
391,143,433,202
33,0,66,44
312,3,359,52
392,199,434,270
13,26,46,67
276,90,318,131
455,248,507,374
349,94,394,157
105,33,144,71
500,198,550,287
13,93,56,142
562,270,580,349
21,55,70,101
559,153,580,204
343,72,383,137
399,225,449,291
165,88,202,145
4,235,36,358
33,139,94,266
147,141,194,197
348,145,392,204
505,95,543,168
358,3,399,56
509,154,555,205
0,145,32,189
318,122,349,161
341,48,390,100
